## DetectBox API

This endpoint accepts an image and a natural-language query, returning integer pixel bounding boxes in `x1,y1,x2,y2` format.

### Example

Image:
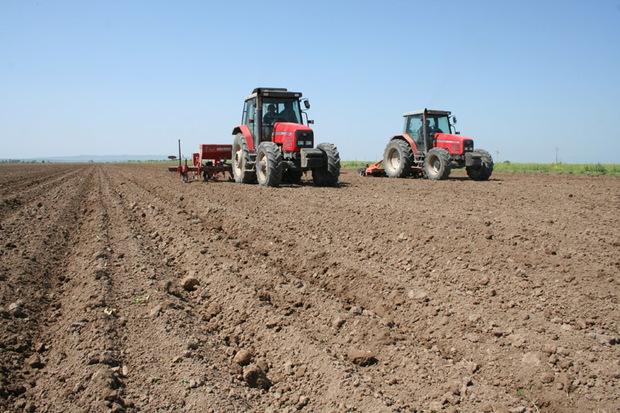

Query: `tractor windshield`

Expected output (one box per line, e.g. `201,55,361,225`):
262,98,301,125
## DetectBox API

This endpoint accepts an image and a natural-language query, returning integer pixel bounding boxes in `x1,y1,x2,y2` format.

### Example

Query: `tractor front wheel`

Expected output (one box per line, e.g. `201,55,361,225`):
256,142,284,187
383,139,413,178
424,148,451,180
466,149,494,181
312,143,340,187
232,134,257,184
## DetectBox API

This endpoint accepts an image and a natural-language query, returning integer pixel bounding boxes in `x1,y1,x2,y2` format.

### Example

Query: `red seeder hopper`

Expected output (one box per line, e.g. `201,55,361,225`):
168,139,233,183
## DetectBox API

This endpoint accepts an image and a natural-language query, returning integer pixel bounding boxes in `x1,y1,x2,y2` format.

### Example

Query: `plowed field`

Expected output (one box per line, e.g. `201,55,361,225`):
1,163,618,412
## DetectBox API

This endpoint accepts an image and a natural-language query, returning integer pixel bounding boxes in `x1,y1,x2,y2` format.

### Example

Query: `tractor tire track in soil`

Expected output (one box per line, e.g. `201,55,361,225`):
1,163,618,412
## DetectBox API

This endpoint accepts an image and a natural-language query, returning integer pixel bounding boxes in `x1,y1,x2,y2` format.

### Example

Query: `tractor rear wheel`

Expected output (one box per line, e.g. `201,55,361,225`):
466,149,494,181
383,139,413,178
232,134,256,184
424,148,451,180
312,143,340,187
256,142,284,187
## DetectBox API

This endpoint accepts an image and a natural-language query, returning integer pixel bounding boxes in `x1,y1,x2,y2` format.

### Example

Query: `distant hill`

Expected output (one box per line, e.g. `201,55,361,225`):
2,155,169,163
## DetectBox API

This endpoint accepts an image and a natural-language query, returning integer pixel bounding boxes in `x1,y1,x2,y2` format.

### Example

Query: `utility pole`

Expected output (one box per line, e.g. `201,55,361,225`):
555,147,559,164
496,151,499,163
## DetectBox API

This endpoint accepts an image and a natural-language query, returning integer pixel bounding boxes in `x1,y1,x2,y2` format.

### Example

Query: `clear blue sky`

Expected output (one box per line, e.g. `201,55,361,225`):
1,0,619,163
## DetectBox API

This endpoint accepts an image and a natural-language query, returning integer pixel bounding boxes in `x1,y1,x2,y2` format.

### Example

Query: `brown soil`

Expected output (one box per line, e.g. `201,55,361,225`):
1,163,618,412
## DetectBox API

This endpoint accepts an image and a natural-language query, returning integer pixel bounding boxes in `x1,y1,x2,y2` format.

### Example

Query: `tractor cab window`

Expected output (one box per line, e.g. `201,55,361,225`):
405,115,425,150
262,98,301,125
407,115,451,140
421,118,441,137
242,99,256,125
243,98,259,141
431,116,450,136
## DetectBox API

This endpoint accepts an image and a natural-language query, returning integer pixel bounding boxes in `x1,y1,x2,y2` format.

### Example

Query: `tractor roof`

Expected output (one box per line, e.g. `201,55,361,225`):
247,87,303,100
403,109,451,117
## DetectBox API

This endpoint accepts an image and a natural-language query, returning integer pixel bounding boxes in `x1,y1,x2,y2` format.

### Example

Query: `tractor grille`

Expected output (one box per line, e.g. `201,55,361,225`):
296,130,314,148
463,139,474,152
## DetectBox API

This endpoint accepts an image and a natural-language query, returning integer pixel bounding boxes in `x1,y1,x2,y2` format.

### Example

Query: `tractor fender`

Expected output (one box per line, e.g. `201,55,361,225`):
389,134,419,154
232,125,255,151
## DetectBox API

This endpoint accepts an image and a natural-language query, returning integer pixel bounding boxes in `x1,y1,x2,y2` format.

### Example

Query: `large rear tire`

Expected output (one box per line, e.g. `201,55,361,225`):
383,139,413,178
312,143,340,187
232,133,256,184
256,142,284,187
466,149,493,181
424,148,451,180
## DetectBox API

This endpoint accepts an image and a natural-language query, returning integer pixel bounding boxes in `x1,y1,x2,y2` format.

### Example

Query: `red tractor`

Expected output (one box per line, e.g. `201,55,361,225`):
231,88,340,187
361,109,493,180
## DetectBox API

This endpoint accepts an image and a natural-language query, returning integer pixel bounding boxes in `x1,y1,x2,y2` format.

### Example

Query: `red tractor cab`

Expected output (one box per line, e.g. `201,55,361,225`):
231,88,340,187
362,109,493,180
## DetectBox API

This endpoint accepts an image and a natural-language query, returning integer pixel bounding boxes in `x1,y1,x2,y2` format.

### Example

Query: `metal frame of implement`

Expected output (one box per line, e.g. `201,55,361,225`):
168,139,233,183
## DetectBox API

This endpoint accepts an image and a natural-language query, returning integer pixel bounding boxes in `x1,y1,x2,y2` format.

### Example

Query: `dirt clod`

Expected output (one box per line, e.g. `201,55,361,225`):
233,349,252,366
26,353,44,369
243,364,272,390
181,275,200,292
347,349,378,366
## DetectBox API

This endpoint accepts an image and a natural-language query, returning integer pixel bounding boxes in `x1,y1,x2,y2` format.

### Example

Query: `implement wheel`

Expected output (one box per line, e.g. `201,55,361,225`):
424,148,451,180
256,142,284,187
383,139,413,178
232,134,256,184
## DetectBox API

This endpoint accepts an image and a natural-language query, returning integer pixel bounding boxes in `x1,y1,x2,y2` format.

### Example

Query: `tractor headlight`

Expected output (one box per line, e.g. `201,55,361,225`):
295,130,314,148
463,140,474,152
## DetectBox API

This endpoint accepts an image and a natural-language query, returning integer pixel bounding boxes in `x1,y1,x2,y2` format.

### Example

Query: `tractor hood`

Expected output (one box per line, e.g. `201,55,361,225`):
434,133,474,155
273,122,314,152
